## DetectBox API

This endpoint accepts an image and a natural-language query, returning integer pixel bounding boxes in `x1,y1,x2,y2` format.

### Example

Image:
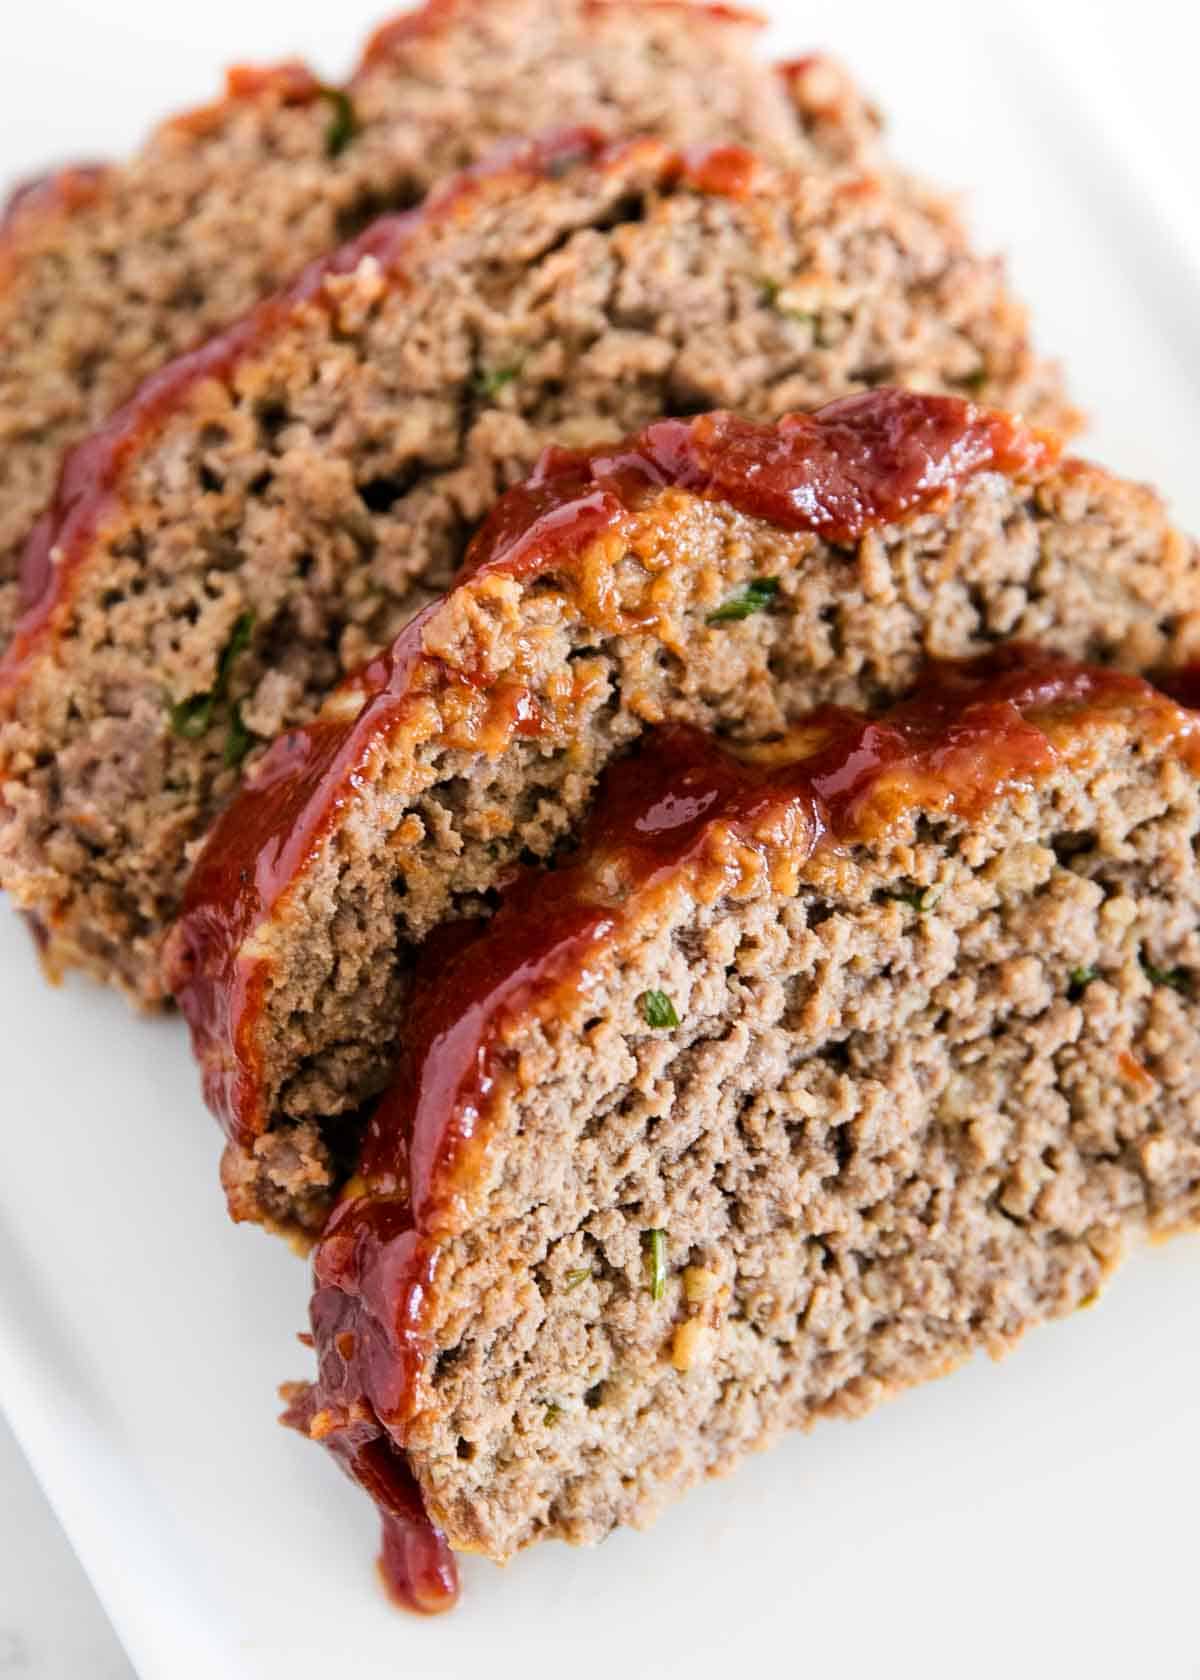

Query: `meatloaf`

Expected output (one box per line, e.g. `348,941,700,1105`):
163,391,1200,1237
283,651,1200,1609
0,0,879,643
0,132,1071,1005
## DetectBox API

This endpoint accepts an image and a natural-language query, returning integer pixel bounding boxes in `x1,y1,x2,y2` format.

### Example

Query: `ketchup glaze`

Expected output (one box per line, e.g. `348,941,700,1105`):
281,1383,458,1614
291,645,1196,1615
0,162,109,237
168,390,1059,1151
3,124,651,674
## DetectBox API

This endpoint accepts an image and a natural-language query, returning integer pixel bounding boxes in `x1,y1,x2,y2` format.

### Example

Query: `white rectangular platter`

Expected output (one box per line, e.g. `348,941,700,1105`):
2,2,1198,1676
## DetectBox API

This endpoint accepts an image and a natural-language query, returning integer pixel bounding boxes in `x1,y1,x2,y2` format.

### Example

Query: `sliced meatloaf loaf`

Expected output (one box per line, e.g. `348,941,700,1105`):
0,0,878,642
0,133,1071,1006
283,651,1200,1608
163,391,1200,1237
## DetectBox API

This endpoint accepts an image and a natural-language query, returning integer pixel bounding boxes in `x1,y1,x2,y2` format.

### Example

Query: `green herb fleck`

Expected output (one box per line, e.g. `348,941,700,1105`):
562,1268,592,1292
1142,960,1191,993
223,701,254,768
168,609,255,742
890,884,943,914
961,368,989,395
758,277,817,327
706,576,779,625
543,1402,563,1427
638,989,680,1030
169,692,215,740
318,87,358,157
1068,966,1098,1000
217,610,255,687
643,1228,667,1302
474,364,521,399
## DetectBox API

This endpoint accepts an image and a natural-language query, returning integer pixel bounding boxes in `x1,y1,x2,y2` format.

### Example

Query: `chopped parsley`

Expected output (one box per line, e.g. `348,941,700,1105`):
643,1228,667,1302
318,87,358,157
474,364,522,399
1142,960,1191,993
562,1268,592,1292
638,989,680,1030
759,278,817,327
543,1402,563,1427
706,576,779,624
223,701,254,768
961,368,989,395
168,609,255,743
1068,966,1098,1000
218,610,255,682
890,884,944,914
168,692,216,740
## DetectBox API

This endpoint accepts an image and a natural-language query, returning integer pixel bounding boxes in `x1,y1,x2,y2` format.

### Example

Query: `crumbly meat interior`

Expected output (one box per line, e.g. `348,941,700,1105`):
0,0,874,636
0,155,1068,1003
221,467,1200,1230
400,734,1200,1556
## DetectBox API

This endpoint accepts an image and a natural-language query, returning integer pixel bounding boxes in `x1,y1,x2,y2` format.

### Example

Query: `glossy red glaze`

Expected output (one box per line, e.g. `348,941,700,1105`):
1157,665,1200,711
162,60,330,138
0,125,626,670
3,213,406,654
281,1385,458,1614
778,53,847,101
170,391,1058,1149
167,606,439,1136
0,162,109,235
462,395,1056,584
295,647,1193,1598
222,61,324,104
675,143,762,198
0,128,771,678
356,0,464,69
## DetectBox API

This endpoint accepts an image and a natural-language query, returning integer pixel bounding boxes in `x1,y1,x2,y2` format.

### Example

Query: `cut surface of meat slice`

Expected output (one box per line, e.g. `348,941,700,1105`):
286,649,1200,1598
0,122,1070,1003
162,393,1200,1235
0,0,887,641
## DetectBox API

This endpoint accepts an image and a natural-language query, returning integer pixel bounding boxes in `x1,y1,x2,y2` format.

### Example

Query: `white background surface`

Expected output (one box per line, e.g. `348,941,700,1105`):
2,3,1199,1677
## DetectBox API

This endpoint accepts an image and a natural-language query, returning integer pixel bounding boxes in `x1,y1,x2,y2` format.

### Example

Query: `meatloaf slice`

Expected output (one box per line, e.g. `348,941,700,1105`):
284,651,1200,1607
163,392,1200,1237
0,0,876,642
0,134,1071,1008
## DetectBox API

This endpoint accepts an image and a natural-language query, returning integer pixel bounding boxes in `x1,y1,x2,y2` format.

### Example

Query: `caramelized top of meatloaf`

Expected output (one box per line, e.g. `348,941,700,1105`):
164,392,1200,1236
285,648,1200,1605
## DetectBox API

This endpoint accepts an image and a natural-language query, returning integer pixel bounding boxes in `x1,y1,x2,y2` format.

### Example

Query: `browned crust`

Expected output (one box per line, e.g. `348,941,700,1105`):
0,132,771,695
360,657,1200,1244
165,394,1068,1156
293,652,1200,1571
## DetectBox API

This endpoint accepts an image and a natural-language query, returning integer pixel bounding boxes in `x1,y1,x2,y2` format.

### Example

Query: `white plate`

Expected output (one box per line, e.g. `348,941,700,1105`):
3,3,1199,1676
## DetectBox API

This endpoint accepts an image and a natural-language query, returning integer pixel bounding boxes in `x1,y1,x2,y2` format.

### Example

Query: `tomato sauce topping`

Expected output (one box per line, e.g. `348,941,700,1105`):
169,392,1058,1148
293,646,1192,1613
